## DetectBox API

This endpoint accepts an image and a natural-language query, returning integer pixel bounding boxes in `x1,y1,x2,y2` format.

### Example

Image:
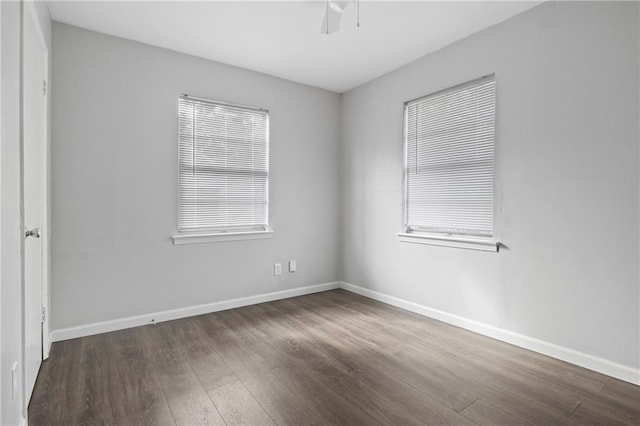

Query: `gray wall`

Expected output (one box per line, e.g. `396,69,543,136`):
51,24,341,330
1,2,52,424
340,1,639,369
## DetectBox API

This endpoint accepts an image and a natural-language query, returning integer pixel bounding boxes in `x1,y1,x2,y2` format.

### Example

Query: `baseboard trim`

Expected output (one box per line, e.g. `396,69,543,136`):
49,279,640,385
338,281,640,386
51,281,340,342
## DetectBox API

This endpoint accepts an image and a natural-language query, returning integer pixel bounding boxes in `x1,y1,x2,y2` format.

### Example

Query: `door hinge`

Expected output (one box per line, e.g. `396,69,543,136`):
42,80,47,96
41,306,46,323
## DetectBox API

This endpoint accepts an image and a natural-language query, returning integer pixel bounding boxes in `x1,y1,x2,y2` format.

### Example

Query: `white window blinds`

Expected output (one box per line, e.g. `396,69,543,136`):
404,75,495,237
178,95,269,233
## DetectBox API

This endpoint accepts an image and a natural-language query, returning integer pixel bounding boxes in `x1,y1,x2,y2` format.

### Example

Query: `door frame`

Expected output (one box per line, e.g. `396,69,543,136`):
25,0,49,360
21,0,49,415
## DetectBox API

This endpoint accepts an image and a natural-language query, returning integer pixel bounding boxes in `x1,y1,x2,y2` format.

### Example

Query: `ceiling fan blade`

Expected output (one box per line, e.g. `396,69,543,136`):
320,1,349,35
320,9,342,34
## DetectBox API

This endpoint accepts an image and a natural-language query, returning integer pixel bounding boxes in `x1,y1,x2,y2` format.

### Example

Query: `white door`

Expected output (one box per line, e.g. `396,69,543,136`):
23,2,47,401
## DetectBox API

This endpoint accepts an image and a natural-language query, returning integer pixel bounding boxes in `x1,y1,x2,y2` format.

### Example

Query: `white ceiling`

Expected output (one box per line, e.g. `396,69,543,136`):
47,1,541,93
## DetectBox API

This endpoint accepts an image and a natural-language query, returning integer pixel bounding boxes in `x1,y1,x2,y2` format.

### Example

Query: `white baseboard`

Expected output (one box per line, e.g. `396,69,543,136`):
51,281,340,342
49,279,639,386
338,281,640,386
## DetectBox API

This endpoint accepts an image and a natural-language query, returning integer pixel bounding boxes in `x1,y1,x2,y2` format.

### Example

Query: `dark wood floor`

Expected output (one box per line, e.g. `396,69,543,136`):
29,289,639,425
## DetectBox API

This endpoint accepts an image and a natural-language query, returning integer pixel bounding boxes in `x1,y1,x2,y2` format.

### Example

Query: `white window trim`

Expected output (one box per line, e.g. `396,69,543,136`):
397,232,499,252
173,228,274,245
175,95,271,243
401,75,498,251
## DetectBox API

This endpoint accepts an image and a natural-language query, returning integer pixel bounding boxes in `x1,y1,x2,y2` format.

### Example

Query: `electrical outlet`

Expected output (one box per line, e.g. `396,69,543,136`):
11,361,18,401
274,263,282,276
289,260,297,272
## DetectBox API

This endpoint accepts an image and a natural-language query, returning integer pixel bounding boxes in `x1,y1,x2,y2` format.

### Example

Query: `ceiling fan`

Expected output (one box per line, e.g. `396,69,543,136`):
321,0,360,35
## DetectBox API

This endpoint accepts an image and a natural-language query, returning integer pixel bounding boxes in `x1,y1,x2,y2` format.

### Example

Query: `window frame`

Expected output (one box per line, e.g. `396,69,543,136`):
172,95,273,245
398,75,499,252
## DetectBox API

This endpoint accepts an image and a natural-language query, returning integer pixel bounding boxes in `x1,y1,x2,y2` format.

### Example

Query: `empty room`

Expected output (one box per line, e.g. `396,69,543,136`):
1,0,639,424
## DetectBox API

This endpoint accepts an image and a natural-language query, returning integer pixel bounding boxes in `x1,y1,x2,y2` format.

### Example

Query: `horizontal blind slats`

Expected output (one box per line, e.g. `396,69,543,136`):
404,76,495,236
178,97,269,232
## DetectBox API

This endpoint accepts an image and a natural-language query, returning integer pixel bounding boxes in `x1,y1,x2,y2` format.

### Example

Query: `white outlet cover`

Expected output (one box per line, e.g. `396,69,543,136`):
11,361,18,401
289,260,297,272
274,263,282,276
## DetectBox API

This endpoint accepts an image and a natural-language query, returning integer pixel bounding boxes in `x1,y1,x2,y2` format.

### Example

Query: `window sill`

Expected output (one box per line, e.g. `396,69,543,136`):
172,229,274,245
397,232,499,252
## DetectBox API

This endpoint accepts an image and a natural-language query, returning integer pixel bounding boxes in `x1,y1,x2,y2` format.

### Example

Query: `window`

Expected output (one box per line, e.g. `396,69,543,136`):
174,95,271,244
401,75,496,250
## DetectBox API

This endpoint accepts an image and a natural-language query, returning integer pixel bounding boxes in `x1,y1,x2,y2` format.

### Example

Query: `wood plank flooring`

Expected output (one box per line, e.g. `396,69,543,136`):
29,290,640,425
